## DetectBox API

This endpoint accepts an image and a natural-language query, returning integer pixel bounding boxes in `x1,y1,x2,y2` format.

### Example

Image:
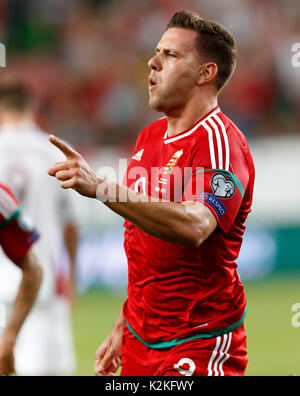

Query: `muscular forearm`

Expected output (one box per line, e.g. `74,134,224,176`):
113,310,126,332
99,179,210,247
1,251,42,346
48,136,217,247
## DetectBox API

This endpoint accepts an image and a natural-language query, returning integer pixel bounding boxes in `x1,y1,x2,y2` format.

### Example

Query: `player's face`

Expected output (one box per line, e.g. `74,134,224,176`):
148,28,200,113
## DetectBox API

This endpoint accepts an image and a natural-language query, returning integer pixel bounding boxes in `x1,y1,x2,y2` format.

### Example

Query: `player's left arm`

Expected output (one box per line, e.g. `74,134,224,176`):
0,188,42,376
0,250,42,376
47,136,217,247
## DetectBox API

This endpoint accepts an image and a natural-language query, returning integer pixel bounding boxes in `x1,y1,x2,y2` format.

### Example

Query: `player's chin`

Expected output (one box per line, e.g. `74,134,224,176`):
148,97,165,113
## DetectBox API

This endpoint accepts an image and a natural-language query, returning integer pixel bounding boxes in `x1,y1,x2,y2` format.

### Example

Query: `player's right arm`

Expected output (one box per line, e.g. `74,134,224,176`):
0,185,42,376
48,136,217,248
94,311,125,376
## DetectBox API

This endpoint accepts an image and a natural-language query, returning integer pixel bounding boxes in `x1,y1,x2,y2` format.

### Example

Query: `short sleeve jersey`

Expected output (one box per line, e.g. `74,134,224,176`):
0,183,39,262
123,106,255,347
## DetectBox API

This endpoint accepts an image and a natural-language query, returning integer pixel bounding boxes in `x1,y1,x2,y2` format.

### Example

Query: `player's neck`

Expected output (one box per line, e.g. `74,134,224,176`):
165,97,218,138
0,111,34,127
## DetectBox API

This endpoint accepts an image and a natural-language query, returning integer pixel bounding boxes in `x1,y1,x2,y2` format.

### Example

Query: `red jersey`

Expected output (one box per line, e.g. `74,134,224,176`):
0,183,39,262
123,106,255,348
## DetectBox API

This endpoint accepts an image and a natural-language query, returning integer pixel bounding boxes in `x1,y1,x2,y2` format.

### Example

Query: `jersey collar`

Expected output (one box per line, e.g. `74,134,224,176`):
164,106,221,145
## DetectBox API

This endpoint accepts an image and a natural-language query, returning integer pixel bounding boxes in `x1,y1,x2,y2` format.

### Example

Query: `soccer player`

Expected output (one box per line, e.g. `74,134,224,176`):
0,183,42,376
48,10,255,376
0,83,78,375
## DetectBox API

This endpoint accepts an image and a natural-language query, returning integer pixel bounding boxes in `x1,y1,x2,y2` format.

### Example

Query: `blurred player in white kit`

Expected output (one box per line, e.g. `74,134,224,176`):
0,82,78,376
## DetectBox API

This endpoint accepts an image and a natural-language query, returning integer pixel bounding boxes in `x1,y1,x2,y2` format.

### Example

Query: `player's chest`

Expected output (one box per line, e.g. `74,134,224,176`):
125,142,194,201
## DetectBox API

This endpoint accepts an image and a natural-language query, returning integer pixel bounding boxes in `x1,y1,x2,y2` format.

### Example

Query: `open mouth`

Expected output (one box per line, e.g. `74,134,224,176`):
149,78,158,90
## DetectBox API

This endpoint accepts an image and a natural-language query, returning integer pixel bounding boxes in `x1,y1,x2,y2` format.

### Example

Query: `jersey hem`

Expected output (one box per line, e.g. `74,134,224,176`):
126,309,246,350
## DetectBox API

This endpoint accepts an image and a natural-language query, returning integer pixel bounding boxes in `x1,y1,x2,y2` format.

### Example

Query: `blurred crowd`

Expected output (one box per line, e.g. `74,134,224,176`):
0,0,299,153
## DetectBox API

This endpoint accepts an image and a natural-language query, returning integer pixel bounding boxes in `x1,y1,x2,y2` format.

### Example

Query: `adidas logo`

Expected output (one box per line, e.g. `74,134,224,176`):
132,149,144,161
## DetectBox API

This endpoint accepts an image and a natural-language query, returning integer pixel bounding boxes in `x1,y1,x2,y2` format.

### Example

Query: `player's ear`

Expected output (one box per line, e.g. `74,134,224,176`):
196,62,218,86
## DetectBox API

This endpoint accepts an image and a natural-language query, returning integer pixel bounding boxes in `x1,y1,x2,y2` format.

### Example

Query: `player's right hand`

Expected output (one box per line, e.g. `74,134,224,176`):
48,135,100,199
94,329,123,376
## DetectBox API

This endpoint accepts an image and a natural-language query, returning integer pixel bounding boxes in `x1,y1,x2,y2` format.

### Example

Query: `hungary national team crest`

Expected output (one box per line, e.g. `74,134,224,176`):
164,150,184,174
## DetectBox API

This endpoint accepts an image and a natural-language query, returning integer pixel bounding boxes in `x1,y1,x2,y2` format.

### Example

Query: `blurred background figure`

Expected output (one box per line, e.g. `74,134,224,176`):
0,0,299,376
0,82,78,376
0,183,42,376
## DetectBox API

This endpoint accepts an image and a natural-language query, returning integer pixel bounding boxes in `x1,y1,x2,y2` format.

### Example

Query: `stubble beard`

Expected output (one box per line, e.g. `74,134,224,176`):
148,89,173,113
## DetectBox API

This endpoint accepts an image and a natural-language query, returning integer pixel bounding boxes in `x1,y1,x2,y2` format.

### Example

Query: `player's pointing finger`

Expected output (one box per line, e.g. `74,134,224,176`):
49,135,79,158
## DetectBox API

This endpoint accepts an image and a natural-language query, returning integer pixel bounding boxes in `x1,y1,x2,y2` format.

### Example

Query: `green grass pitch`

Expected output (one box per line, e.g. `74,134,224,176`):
72,275,300,376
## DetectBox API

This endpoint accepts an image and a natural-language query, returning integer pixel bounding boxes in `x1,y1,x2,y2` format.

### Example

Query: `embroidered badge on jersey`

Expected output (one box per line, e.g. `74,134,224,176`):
164,150,184,175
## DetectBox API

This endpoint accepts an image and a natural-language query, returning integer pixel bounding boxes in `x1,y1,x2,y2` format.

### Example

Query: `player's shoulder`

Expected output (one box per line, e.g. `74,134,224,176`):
0,183,17,202
192,108,249,150
138,117,168,143
189,107,253,173
218,112,254,172
0,124,54,156
26,127,53,150
22,127,67,163
0,183,19,222
195,109,251,155
218,112,250,151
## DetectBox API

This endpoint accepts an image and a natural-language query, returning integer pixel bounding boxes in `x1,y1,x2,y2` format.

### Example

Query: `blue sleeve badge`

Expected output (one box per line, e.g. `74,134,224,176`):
198,192,227,219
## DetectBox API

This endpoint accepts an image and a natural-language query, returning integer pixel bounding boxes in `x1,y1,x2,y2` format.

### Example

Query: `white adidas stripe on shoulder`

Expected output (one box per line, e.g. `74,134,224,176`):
204,114,230,171
0,187,18,219
202,122,217,169
213,114,230,172
208,117,224,170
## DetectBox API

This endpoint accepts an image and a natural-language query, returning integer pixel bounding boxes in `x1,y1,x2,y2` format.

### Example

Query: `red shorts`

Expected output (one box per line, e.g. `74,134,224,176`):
120,323,248,376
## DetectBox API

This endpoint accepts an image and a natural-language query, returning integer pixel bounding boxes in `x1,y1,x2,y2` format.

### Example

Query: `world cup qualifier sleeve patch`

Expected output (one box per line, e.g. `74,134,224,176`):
185,169,246,233
210,173,235,198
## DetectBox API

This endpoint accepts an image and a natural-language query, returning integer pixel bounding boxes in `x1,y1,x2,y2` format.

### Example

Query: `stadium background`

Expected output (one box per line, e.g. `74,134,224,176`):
0,0,299,376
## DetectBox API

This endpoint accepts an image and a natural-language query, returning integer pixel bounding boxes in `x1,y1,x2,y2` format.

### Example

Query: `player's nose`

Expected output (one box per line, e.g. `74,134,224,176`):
148,54,162,71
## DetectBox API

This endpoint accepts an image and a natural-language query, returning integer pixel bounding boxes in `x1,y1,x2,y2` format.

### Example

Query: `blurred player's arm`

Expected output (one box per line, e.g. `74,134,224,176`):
0,250,42,376
48,136,217,248
63,221,78,306
0,186,42,376
94,310,125,376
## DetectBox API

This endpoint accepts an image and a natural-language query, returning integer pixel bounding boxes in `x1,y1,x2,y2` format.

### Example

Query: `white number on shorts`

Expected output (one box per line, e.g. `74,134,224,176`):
174,358,196,376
